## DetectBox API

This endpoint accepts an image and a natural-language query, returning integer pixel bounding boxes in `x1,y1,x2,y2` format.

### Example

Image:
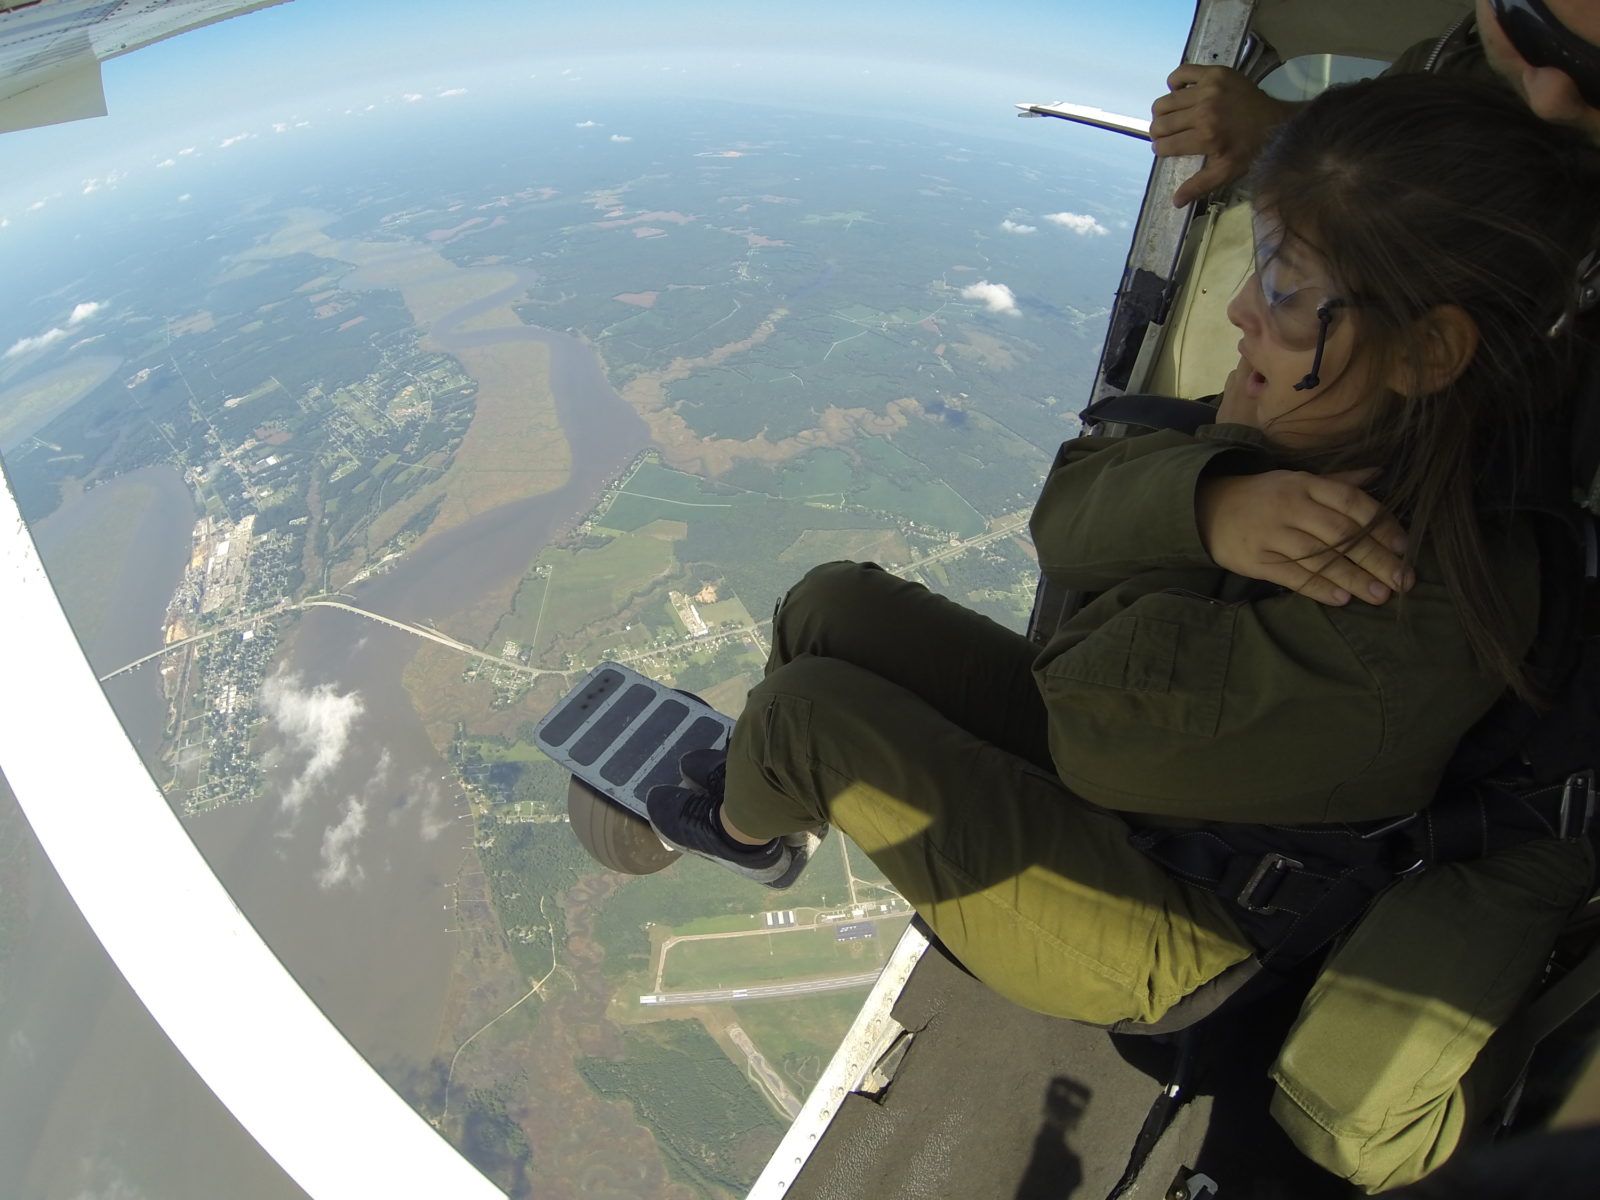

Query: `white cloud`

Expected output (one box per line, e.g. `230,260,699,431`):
1,218,9,228
403,767,452,842
27,199,46,211
272,121,288,133
4,328,67,357
438,87,467,97
961,280,1020,315
317,798,368,888
178,146,196,156
82,178,101,195
156,157,176,168
68,301,101,325
218,132,253,148
177,193,191,203
64,1165,151,1200
295,120,311,128
403,93,423,103
999,219,1036,234
575,120,596,127
610,134,632,143
1044,211,1108,236
259,670,364,817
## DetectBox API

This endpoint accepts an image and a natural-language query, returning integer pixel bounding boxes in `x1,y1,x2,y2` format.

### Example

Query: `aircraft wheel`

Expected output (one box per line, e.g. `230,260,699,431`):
566,777,682,875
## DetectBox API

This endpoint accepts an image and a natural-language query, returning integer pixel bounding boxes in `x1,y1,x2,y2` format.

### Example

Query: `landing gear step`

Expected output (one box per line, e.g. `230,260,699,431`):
535,661,822,888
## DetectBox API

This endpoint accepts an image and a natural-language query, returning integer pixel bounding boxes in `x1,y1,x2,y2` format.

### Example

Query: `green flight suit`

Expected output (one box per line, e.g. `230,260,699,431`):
720,422,1591,1184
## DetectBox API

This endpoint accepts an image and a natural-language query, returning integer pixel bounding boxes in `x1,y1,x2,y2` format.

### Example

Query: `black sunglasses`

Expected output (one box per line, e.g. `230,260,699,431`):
1489,0,1600,109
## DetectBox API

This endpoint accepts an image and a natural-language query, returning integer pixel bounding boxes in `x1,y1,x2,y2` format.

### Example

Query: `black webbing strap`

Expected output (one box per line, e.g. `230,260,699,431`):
1081,392,1218,436
1459,919,1600,1129
1126,819,1420,970
1442,508,1594,787
1128,772,1598,980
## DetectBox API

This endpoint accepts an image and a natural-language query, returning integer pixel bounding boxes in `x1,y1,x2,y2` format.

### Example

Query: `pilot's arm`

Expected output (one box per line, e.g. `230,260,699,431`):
1150,64,1301,207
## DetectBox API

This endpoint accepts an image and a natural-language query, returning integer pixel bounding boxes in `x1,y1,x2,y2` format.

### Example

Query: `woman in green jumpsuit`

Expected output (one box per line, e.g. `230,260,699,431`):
647,74,1600,1189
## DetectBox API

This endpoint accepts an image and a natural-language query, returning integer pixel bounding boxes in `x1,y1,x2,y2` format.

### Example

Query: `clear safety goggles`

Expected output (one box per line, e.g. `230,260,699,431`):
1489,0,1600,109
1250,211,1348,390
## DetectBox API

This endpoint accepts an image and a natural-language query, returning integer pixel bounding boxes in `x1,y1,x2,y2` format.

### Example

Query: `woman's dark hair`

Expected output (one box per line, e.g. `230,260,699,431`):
1251,73,1600,697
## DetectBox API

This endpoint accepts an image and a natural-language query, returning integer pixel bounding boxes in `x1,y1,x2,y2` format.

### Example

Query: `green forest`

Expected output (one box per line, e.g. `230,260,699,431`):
578,1021,784,1194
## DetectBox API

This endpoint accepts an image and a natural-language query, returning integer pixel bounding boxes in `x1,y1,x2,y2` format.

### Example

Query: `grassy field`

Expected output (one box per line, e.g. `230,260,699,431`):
732,990,873,1095
494,529,678,658
369,334,569,549
776,526,909,567
0,355,123,450
675,912,765,937
591,826,856,986
603,463,754,533
696,595,754,627
700,673,756,717
853,436,987,537
278,234,574,550
458,735,557,764
765,448,856,499
539,531,676,633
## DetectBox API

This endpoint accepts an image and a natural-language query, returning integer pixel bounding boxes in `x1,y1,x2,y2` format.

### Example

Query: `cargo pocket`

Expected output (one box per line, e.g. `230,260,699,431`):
1042,592,1232,738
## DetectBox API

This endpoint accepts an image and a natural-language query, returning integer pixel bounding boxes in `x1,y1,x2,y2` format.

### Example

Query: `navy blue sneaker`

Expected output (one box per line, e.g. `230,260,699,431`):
679,746,727,798
646,784,792,884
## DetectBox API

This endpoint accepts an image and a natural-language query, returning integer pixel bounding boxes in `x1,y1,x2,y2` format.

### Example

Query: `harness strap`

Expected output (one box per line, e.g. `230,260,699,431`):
1128,773,1599,973
1460,917,1600,1127
1080,392,1217,436
1127,821,1417,970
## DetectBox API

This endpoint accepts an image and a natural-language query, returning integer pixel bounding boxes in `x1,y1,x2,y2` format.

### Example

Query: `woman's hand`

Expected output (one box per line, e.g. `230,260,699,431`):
1196,470,1414,605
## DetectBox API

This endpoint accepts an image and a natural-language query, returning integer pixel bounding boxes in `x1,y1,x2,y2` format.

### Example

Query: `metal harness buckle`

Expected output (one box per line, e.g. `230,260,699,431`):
1237,852,1304,915
1557,769,1596,840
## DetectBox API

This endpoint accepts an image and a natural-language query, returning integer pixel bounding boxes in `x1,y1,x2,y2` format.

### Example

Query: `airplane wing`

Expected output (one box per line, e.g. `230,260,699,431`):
0,0,290,134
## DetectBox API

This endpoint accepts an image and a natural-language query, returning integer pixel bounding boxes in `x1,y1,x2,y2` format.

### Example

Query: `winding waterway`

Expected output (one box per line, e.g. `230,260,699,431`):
1,282,649,1196
191,280,648,1092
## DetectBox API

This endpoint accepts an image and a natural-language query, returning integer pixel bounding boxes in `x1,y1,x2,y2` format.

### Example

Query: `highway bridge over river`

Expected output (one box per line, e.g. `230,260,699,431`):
98,598,575,683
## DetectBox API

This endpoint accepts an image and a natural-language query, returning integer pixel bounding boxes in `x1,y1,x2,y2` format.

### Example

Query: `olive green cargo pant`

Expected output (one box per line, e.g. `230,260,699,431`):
722,561,1595,1191
721,561,1254,1025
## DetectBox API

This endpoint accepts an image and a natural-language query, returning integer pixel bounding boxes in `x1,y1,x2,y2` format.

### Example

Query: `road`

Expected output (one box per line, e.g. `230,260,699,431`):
906,512,1030,572
639,970,883,1007
99,597,575,683
100,511,1025,683
441,899,561,1124
98,602,294,680
299,600,572,679
606,619,771,673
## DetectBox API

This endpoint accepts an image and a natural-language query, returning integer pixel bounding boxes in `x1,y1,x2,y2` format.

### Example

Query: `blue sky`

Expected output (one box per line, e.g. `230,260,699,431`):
0,0,1195,215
